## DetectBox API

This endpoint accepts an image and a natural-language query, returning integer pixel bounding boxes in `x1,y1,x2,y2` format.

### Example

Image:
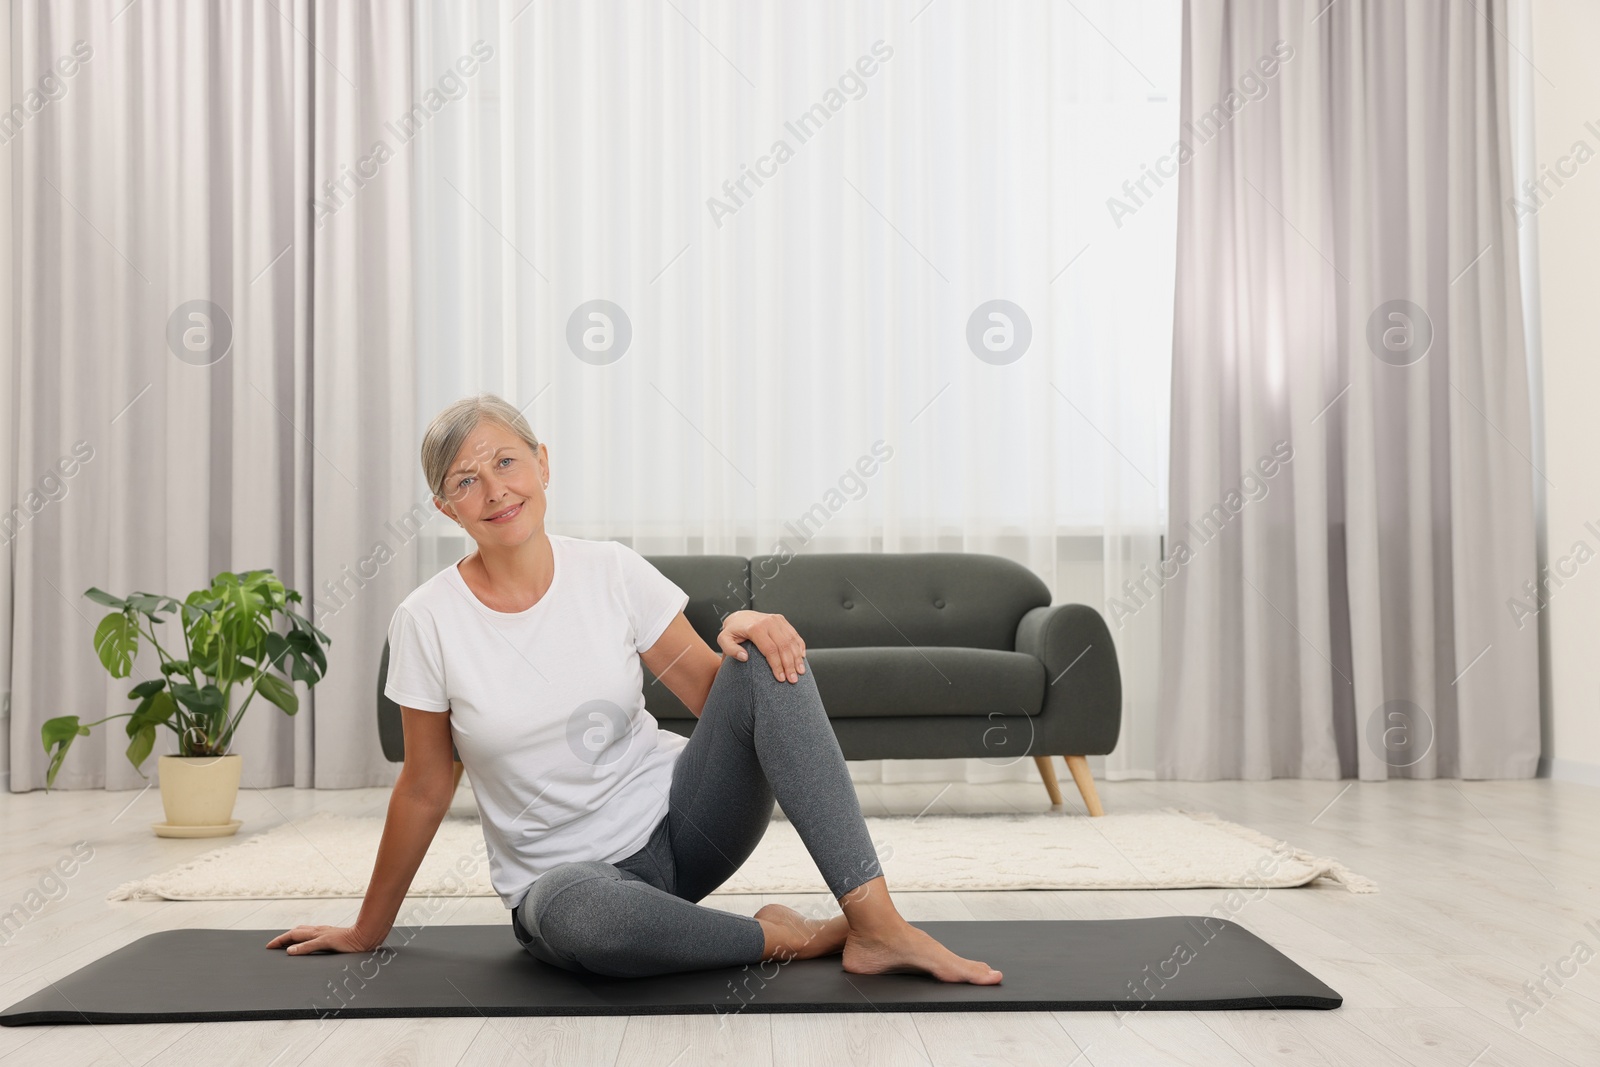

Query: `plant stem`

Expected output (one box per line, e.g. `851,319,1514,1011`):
216,641,294,752
179,603,199,685
136,614,179,674
133,613,208,754
68,712,135,731
217,684,257,753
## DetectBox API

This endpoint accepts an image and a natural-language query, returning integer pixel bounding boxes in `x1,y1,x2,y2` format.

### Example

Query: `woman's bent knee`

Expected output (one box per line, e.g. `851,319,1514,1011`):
724,640,815,694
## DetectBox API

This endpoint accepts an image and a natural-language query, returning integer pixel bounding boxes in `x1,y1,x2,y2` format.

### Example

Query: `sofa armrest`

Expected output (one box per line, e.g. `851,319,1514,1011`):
1014,604,1122,756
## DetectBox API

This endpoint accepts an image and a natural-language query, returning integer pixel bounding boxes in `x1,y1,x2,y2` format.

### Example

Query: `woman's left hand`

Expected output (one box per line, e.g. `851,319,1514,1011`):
718,610,807,683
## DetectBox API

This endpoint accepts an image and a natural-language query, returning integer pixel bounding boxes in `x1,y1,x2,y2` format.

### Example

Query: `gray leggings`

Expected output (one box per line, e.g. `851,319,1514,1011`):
510,640,884,978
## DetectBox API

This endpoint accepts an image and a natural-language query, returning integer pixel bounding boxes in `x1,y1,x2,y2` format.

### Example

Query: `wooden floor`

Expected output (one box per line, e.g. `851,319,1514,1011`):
1,775,1597,1066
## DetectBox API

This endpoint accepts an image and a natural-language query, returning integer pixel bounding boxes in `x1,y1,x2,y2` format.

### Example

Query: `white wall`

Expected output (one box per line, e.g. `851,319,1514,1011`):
0,6,13,791
1530,0,1600,784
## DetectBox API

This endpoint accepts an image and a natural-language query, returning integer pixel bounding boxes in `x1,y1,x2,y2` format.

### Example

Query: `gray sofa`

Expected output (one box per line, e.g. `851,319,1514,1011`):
377,551,1121,815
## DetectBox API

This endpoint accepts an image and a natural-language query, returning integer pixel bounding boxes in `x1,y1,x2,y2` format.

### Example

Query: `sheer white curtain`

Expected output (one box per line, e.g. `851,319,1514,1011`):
409,0,1180,785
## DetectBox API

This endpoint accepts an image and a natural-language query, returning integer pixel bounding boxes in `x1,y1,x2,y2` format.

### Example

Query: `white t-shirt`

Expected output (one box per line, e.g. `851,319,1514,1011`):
383,533,692,910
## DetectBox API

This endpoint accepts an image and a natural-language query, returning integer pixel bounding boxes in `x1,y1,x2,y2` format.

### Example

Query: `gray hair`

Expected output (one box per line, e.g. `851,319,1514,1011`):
421,394,542,505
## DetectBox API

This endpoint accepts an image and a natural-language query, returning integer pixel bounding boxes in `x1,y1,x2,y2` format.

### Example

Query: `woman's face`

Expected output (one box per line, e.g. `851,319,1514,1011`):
438,421,549,544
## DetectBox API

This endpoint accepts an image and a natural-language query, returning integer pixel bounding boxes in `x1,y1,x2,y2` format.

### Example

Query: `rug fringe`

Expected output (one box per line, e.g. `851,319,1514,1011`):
1314,859,1381,894
1167,808,1379,894
107,880,164,902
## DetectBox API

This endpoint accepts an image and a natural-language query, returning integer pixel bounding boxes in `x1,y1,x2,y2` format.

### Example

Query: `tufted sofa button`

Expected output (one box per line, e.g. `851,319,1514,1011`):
842,600,854,609
933,598,946,609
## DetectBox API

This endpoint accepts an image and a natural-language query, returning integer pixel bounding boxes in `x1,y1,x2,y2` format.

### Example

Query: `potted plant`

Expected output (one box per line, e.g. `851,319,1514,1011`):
40,569,332,837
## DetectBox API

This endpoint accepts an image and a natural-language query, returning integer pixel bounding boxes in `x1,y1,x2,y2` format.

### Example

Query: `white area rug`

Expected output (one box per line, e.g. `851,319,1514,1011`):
108,808,1376,901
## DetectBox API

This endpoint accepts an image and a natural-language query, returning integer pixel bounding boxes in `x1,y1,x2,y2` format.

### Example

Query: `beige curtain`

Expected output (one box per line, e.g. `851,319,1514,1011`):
1160,0,1541,779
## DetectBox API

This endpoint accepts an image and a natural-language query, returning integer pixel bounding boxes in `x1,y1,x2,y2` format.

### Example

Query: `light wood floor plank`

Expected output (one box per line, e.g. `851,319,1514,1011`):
770,1010,934,1067
145,1020,337,1067
1375,952,1600,1065
913,1011,1087,1066
293,1017,486,1067
1048,1010,1273,1066
614,1013,773,1067
454,1014,628,1067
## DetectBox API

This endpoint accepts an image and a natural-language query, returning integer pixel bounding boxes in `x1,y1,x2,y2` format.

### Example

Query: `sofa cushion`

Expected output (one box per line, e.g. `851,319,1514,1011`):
807,646,1045,717
747,552,1051,651
650,646,1046,720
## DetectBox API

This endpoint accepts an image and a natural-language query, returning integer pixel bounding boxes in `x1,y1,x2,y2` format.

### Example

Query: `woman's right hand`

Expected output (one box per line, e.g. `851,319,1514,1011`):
266,924,385,955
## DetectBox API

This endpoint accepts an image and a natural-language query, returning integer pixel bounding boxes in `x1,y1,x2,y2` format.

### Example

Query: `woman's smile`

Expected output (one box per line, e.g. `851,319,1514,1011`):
486,501,524,523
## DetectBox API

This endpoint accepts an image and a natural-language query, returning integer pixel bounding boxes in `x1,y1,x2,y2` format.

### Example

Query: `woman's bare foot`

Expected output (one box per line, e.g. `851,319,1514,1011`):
755,903,850,961
842,920,1003,984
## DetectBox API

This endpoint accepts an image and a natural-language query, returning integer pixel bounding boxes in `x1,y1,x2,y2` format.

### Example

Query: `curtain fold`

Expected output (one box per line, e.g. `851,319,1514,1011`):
4,0,414,792
1159,0,1541,780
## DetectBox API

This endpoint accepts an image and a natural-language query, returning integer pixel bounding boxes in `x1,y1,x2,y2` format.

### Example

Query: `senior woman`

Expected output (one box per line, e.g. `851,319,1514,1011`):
269,394,1000,984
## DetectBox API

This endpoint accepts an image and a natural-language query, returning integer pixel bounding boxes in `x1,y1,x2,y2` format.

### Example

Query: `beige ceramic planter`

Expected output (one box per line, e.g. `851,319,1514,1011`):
155,753,243,838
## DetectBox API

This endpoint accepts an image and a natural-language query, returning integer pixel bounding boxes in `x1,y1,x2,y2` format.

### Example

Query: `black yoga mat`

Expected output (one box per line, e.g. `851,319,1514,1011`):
1,916,1340,1025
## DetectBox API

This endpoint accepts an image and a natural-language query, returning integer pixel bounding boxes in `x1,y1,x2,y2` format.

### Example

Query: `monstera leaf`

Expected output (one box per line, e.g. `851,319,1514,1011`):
41,716,91,789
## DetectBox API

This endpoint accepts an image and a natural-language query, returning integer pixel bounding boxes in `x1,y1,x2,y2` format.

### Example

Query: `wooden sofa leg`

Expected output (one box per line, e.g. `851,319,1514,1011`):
451,760,465,794
1065,755,1105,816
1033,755,1064,806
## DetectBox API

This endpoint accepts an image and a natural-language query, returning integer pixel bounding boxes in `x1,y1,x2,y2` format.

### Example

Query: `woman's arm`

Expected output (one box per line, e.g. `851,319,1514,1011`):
640,614,724,717
350,745,457,942
267,706,457,954
640,609,808,716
